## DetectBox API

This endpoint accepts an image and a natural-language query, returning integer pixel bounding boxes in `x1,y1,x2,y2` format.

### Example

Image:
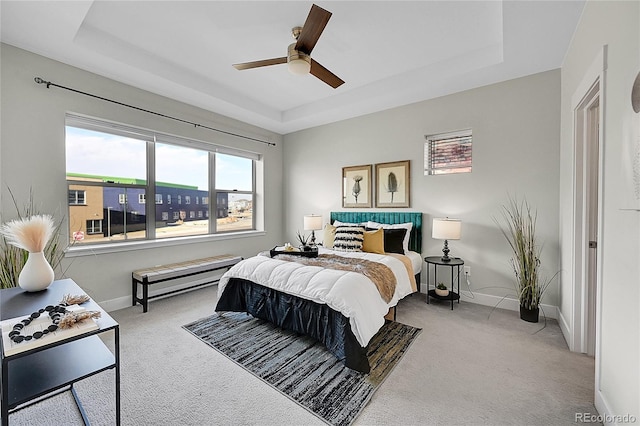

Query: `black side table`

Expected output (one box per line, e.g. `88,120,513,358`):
424,256,464,310
1,279,120,425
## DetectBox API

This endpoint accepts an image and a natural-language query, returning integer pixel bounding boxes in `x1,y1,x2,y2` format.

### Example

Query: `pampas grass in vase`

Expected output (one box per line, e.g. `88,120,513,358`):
0,215,55,292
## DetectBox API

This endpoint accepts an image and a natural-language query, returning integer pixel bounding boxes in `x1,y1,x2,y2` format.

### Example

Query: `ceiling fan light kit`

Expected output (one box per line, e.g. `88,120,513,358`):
287,43,311,75
232,4,344,88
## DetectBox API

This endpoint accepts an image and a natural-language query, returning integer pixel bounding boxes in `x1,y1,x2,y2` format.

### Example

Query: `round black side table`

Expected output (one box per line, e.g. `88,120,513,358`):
424,256,464,310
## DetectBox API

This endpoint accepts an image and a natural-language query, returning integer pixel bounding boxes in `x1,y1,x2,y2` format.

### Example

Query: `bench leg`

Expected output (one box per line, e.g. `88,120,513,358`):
143,282,149,313
132,278,138,307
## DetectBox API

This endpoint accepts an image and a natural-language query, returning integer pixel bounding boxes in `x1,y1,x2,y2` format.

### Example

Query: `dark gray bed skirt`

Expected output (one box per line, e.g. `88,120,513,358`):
215,278,370,373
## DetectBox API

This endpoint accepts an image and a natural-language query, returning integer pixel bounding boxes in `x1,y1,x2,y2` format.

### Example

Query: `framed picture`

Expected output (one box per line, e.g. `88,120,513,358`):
375,160,410,208
342,164,372,208
621,70,640,211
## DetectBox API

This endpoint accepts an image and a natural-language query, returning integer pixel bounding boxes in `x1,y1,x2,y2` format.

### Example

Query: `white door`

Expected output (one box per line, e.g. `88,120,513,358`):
585,101,600,357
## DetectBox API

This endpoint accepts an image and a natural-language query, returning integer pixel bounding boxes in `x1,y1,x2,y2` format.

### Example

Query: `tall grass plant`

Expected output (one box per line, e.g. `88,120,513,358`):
495,197,555,310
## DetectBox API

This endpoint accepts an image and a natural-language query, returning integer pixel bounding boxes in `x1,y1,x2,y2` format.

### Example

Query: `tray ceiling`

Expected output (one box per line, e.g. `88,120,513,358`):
0,1,585,134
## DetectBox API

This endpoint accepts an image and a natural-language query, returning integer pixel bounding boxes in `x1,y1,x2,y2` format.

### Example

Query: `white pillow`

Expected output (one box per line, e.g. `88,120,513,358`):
333,219,362,227
367,221,413,253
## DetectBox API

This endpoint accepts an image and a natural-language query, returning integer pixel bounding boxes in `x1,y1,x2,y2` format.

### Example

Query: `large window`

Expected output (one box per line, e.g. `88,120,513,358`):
424,130,472,175
65,115,259,245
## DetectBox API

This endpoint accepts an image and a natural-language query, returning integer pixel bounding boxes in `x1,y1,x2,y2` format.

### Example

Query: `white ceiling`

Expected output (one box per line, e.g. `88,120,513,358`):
1,1,585,135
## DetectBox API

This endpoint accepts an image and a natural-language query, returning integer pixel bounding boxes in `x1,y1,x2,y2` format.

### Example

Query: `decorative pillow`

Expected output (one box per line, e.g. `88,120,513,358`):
333,226,365,252
322,223,337,248
333,220,362,227
362,228,385,254
367,221,413,253
380,228,407,254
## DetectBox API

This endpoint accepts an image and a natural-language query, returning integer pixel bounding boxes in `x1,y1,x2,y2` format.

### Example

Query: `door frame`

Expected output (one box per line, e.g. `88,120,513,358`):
569,44,607,392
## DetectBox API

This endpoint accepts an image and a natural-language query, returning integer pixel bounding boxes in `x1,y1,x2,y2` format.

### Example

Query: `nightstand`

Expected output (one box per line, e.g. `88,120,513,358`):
424,256,464,310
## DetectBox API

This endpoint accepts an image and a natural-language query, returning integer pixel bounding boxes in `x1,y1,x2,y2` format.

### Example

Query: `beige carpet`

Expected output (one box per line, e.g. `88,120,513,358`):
9,286,597,425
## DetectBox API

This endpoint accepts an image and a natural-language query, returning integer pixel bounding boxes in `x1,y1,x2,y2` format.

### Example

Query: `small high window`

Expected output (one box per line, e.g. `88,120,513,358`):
424,130,472,175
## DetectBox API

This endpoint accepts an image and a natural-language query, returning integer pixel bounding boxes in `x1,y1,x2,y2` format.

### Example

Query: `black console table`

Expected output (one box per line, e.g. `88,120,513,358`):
1,279,120,425
424,256,464,310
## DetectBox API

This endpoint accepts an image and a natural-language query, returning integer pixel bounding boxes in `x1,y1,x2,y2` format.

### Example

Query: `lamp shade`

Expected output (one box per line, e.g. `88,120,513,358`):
432,218,461,240
304,214,323,231
288,58,311,75
287,43,311,75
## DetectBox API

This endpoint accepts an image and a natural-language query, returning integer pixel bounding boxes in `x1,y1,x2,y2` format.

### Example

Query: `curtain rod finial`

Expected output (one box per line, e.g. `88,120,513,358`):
34,77,51,88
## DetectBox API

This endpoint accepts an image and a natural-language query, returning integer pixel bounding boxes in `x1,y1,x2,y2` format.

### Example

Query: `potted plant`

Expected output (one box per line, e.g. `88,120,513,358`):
496,197,556,323
435,282,449,297
296,231,311,251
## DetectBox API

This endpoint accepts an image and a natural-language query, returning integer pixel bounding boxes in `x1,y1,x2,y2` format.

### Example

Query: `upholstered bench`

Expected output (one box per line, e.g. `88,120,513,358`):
132,254,242,312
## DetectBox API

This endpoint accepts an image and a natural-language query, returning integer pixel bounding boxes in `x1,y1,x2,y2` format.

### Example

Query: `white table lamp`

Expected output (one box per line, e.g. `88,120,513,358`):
304,214,323,247
432,218,462,262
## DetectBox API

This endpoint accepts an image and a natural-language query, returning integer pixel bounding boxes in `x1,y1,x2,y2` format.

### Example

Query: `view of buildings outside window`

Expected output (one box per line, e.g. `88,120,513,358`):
65,123,255,245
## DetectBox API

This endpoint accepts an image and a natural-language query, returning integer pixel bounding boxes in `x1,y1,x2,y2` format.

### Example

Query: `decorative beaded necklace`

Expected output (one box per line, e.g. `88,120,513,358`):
8,305,67,343
7,294,101,345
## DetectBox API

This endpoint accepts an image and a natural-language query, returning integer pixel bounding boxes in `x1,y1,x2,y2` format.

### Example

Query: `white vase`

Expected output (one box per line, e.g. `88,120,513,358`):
18,251,54,292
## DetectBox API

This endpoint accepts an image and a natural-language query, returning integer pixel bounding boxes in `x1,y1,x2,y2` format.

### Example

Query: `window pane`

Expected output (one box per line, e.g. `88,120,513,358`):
155,143,208,239
424,131,472,175
217,192,253,232
68,185,147,244
68,190,86,205
216,154,252,191
66,126,146,182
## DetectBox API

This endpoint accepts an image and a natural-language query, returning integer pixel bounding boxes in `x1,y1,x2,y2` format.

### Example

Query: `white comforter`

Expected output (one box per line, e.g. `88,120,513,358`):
217,247,414,347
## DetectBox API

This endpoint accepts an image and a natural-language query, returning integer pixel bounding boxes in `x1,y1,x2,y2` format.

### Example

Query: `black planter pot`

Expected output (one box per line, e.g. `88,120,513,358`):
519,305,540,323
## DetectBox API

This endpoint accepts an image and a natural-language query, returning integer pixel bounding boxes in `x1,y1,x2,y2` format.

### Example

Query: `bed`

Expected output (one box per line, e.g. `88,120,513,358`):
215,212,422,373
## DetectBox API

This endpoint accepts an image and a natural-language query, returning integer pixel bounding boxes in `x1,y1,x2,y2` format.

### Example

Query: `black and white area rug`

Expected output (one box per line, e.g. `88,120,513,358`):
183,312,421,426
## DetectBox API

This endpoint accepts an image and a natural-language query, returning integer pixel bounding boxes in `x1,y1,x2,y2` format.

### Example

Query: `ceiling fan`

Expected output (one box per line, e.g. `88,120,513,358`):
232,4,345,89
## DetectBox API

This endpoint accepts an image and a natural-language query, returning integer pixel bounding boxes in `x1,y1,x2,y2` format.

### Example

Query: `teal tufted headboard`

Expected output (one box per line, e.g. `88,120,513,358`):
330,212,422,253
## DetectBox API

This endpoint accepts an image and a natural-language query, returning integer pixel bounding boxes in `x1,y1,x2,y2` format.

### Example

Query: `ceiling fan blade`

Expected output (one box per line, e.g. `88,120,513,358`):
295,4,332,55
310,59,344,89
233,57,287,70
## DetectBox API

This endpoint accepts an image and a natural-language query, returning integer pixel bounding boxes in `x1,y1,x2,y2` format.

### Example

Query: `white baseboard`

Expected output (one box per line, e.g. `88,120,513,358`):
107,279,557,321
557,308,573,351
420,282,558,320
594,389,616,425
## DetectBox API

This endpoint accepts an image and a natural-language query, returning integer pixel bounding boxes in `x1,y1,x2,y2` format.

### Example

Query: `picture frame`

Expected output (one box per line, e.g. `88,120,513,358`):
342,164,373,208
375,160,410,208
621,70,640,211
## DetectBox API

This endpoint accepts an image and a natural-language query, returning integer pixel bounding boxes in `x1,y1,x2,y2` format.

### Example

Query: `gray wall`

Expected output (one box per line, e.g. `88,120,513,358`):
559,0,639,419
283,70,561,310
0,44,284,308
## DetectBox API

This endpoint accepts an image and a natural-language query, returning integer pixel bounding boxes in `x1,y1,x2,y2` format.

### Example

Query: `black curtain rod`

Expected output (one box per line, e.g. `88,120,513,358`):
34,77,276,147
